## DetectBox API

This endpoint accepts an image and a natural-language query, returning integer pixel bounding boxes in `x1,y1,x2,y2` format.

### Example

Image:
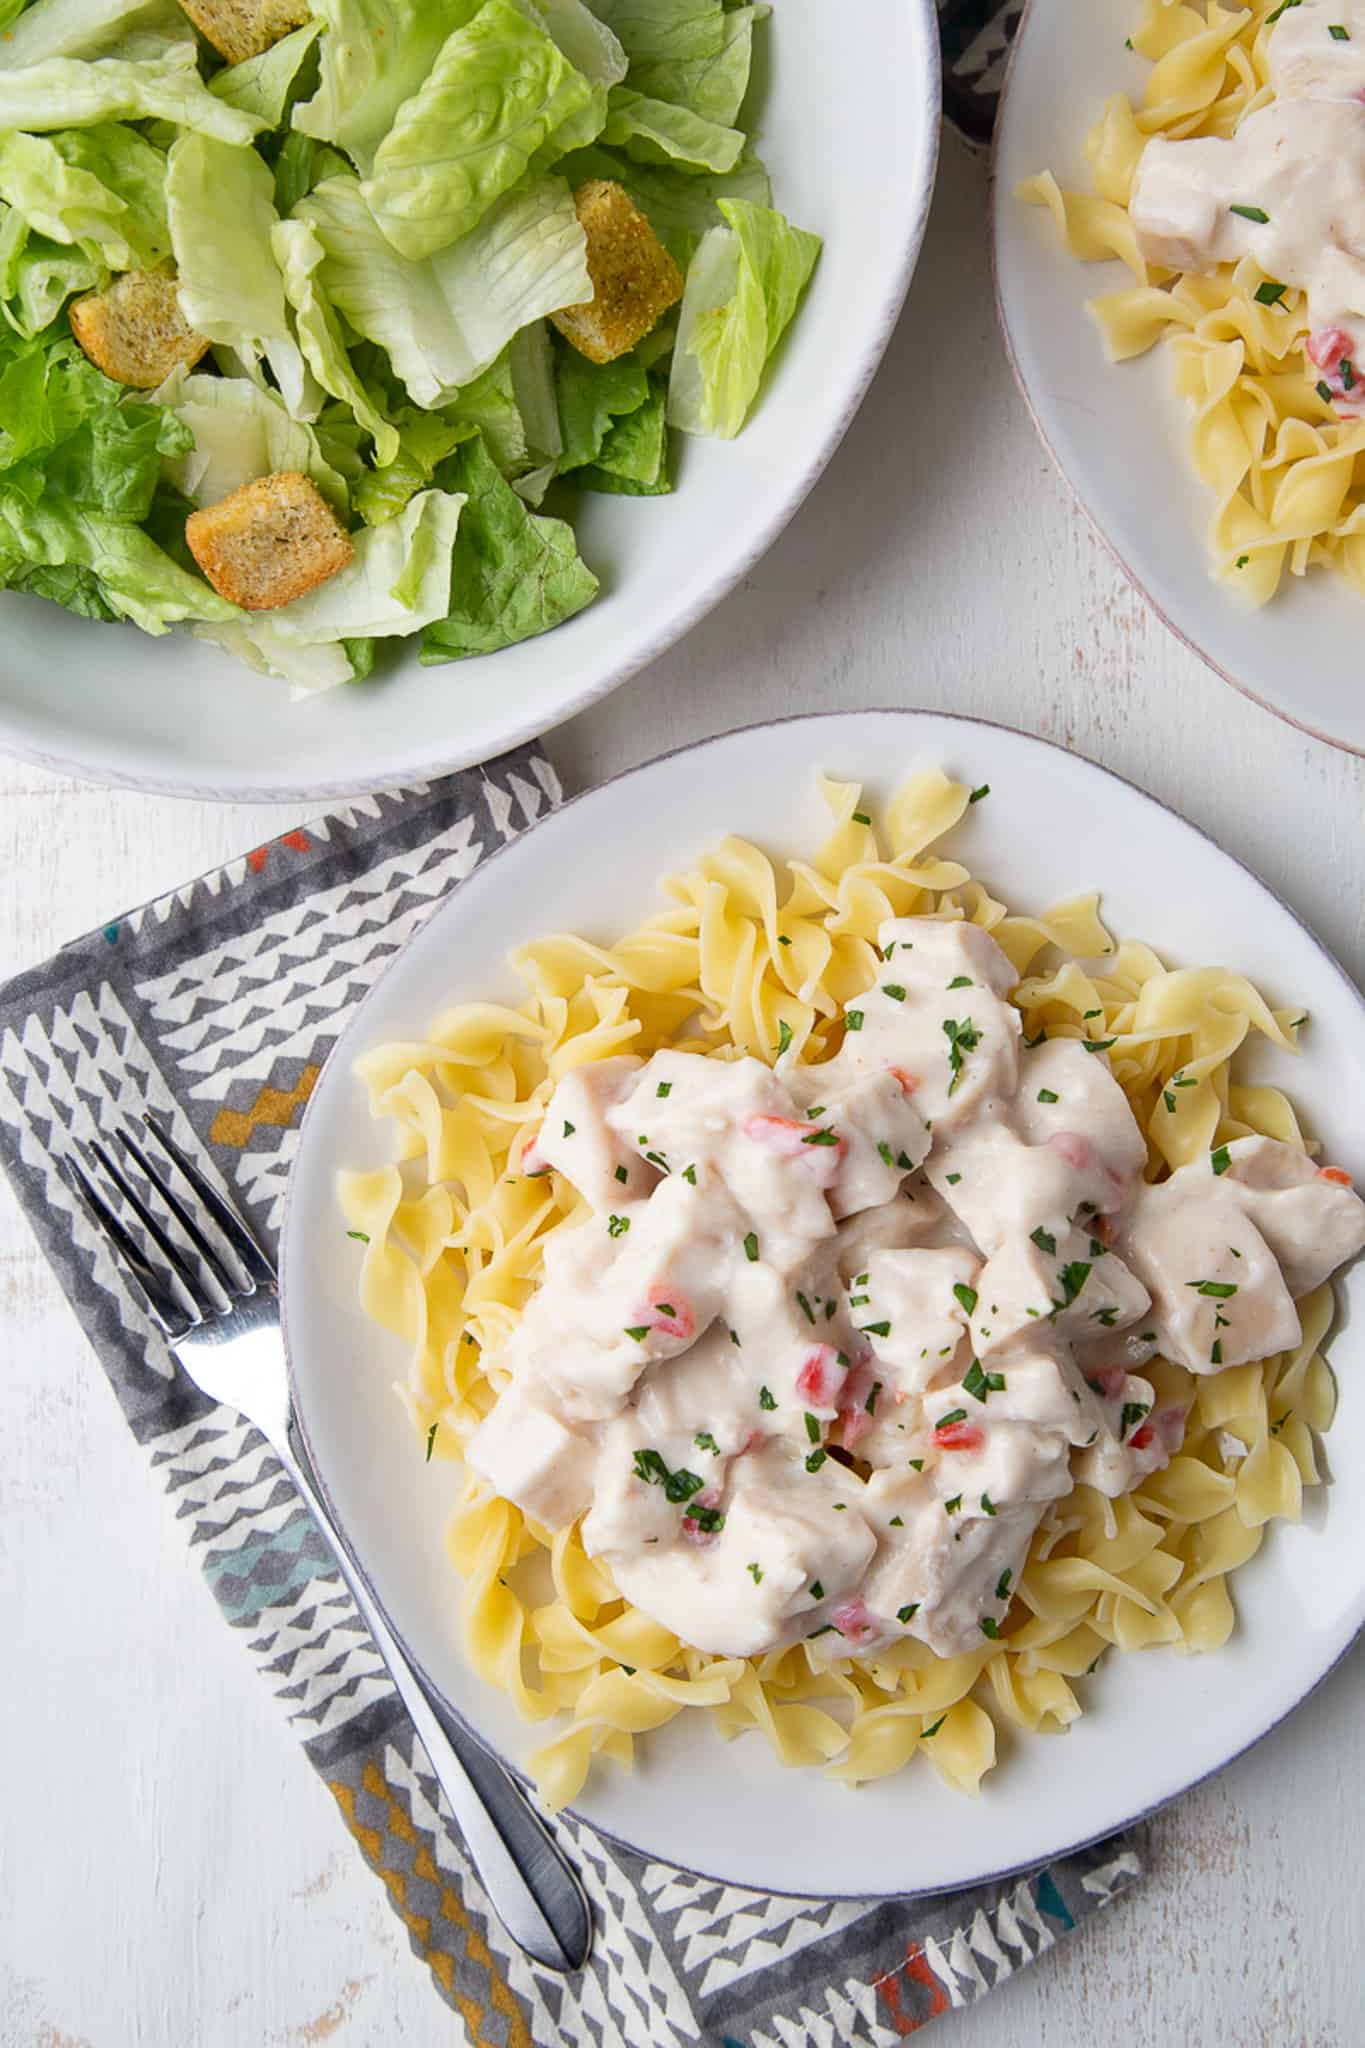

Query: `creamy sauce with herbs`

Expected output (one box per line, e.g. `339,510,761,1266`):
468,916,1365,1662
1130,0,1365,411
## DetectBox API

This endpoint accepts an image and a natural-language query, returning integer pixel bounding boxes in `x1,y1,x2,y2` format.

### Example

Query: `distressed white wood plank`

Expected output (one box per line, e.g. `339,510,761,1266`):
2,131,1362,2045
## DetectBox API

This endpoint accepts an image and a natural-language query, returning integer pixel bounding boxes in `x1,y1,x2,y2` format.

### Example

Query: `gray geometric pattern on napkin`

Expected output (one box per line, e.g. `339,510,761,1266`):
0,736,1143,2041
939,0,1026,145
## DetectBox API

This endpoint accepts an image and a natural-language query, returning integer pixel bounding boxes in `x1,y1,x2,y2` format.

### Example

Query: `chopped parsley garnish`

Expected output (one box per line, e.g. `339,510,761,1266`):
346,1229,369,1243
730,1327,741,1346
803,1126,840,1146
808,1624,836,1639
563,1121,575,1138
937,1408,969,1428
685,1502,725,1534
425,1422,438,1462
982,1492,997,1516
942,1015,981,1095
1230,203,1269,223
877,1140,894,1167
1211,1339,1223,1365
615,1165,628,1184
1164,1090,1177,1115
845,1009,864,1032
996,1568,1012,1601
633,1450,705,1503
897,1602,920,1624
743,1231,759,1262
953,1282,979,1316
1253,279,1287,305
963,1357,1005,1402
1266,0,1301,21
889,1514,904,1526
1236,554,1250,569
1037,1089,1059,1104
1024,1028,1047,1047
682,1164,697,1185
1092,1305,1119,1327
860,1320,891,1338
1088,1238,1107,1260
882,983,907,1002
1174,1073,1196,1088
657,1302,677,1318
1317,380,1334,404
980,1616,1000,1640
866,1380,882,1414
805,1448,828,1473
1083,1009,1102,1020
948,975,973,990
759,1384,776,1409
1330,19,1350,36
1055,1260,1092,1308
607,1214,630,1238
922,1714,947,1737
1030,1225,1056,1256
1120,1401,1150,1439
1345,359,1357,390
796,1290,816,1324
747,1561,763,1583
625,1325,649,1341
656,1081,672,1098
944,1494,962,1515
852,810,871,825
804,1411,822,1443
969,784,989,803
897,1150,915,1169
946,1171,962,1185
644,1150,669,1171
778,934,792,947
776,1019,793,1058
695,1431,720,1455
1187,1279,1237,1298
810,1579,825,1599
908,1458,924,1472
1211,1145,1231,1175
1082,1037,1116,1054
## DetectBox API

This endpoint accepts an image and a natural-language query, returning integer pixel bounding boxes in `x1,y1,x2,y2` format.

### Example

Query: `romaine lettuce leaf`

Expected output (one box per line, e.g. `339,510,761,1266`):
667,197,819,438
168,135,314,419
0,331,191,520
509,320,562,465
0,489,236,633
582,378,669,490
272,217,399,465
298,173,590,408
3,229,102,338
628,3,764,126
422,430,597,661
0,49,265,141
361,0,600,263
0,0,192,67
554,343,648,470
0,125,169,272
588,0,726,65
514,0,627,89
293,0,480,175
353,411,466,527
602,85,743,173
209,21,321,126
201,488,465,692
271,132,351,217
153,369,348,513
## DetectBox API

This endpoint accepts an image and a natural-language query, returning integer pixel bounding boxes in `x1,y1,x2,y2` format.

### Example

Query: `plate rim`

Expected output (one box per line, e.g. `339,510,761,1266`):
280,705,1365,1897
0,4,942,804
990,0,1365,763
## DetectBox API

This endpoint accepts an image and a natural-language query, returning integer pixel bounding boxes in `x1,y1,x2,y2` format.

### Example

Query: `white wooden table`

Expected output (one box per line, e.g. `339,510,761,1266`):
3,133,1362,2048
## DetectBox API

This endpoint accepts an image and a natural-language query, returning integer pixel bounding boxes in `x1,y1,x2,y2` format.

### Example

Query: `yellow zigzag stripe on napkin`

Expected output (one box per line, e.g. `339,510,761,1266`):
329,1764,534,2048
209,1065,321,1149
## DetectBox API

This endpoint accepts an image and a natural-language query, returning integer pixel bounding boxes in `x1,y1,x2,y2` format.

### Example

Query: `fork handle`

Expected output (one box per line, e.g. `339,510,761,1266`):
278,1429,593,1975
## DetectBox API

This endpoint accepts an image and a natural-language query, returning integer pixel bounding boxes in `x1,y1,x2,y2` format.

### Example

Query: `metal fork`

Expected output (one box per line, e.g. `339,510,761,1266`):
61,1112,592,1977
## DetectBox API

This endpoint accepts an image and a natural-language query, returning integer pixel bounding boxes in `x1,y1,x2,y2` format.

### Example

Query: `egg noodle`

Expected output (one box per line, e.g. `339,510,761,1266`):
338,769,1334,1808
1019,0,1365,605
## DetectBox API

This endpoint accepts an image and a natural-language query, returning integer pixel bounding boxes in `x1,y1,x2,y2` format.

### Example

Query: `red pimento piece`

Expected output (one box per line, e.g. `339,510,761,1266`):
1307,326,1352,371
934,1419,985,1453
836,1365,878,1449
519,1126,549,1175
1129,1423,1154,1452
1319,1166,1354,1188
1047,1130,1093,1171
795,1344,846,1407
889,1066,920,1098
1094,1364,1128,1400
633,1293,695,1342
831,1598,878,1645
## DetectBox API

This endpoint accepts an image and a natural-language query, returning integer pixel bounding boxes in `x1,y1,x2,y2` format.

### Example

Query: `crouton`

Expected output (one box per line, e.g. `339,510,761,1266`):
69,269,211,391
185,473,354,611
176,0,311,64
551,179,683,365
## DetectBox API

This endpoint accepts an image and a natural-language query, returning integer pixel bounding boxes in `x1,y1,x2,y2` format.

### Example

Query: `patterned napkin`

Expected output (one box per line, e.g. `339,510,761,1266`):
937,0,1026,144
0,741,1143,2044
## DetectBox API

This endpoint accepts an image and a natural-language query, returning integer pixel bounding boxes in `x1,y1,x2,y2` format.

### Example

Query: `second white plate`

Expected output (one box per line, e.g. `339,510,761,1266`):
282,710,1365,1895
994,0,1365,757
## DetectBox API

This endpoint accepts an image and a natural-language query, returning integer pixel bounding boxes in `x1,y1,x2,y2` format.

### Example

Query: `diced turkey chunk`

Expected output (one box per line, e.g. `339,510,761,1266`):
857,1246,982,1396
532,1054,643,1207
861,1477,1038,1657
832,1185,948,1280
1205,1136,1365,1298
970,1227,1150,1357
1122,1178,1300,1372
466,1385,595,1532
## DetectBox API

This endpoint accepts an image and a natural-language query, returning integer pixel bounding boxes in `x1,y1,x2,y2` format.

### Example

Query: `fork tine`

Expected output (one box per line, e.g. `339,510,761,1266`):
84,1138,219,1323
140,1113,276,1289
59,1156,197,1339
115,1122,247,1302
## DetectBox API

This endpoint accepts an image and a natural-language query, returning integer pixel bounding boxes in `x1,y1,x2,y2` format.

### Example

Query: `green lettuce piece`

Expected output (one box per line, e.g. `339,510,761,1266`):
0,126,169,271
353,410,466,526
0,489,236,633
0,332,189,521
202,488,465,692
2,560,121,619
271,133,351,217
168,135,313,418
668,196,819,439
628,3,765,126
0,49,265,140
514,0,627,87
509,320,562,465
582,379,669,490
294,0,480,174
554,344,648,470
442,355,532,478
298,173,590,407
154,369,348,514
589,0,726,65
602,86,743,173
209,20,321,125
272,217,399,465
557,140,769,264
0,0,192,67
422,430,597,662
361,0,600,263
0,220,102,337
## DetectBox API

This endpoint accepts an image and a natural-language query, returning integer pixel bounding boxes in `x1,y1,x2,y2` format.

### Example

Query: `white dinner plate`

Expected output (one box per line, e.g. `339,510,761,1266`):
0,0,939,802
993,0,1365,758
282,709,1365,1896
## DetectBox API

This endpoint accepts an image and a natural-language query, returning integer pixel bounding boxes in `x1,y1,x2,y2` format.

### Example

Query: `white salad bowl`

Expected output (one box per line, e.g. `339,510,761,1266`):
994,0,1365,758
282,709,1365,1897
0,0,940,801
